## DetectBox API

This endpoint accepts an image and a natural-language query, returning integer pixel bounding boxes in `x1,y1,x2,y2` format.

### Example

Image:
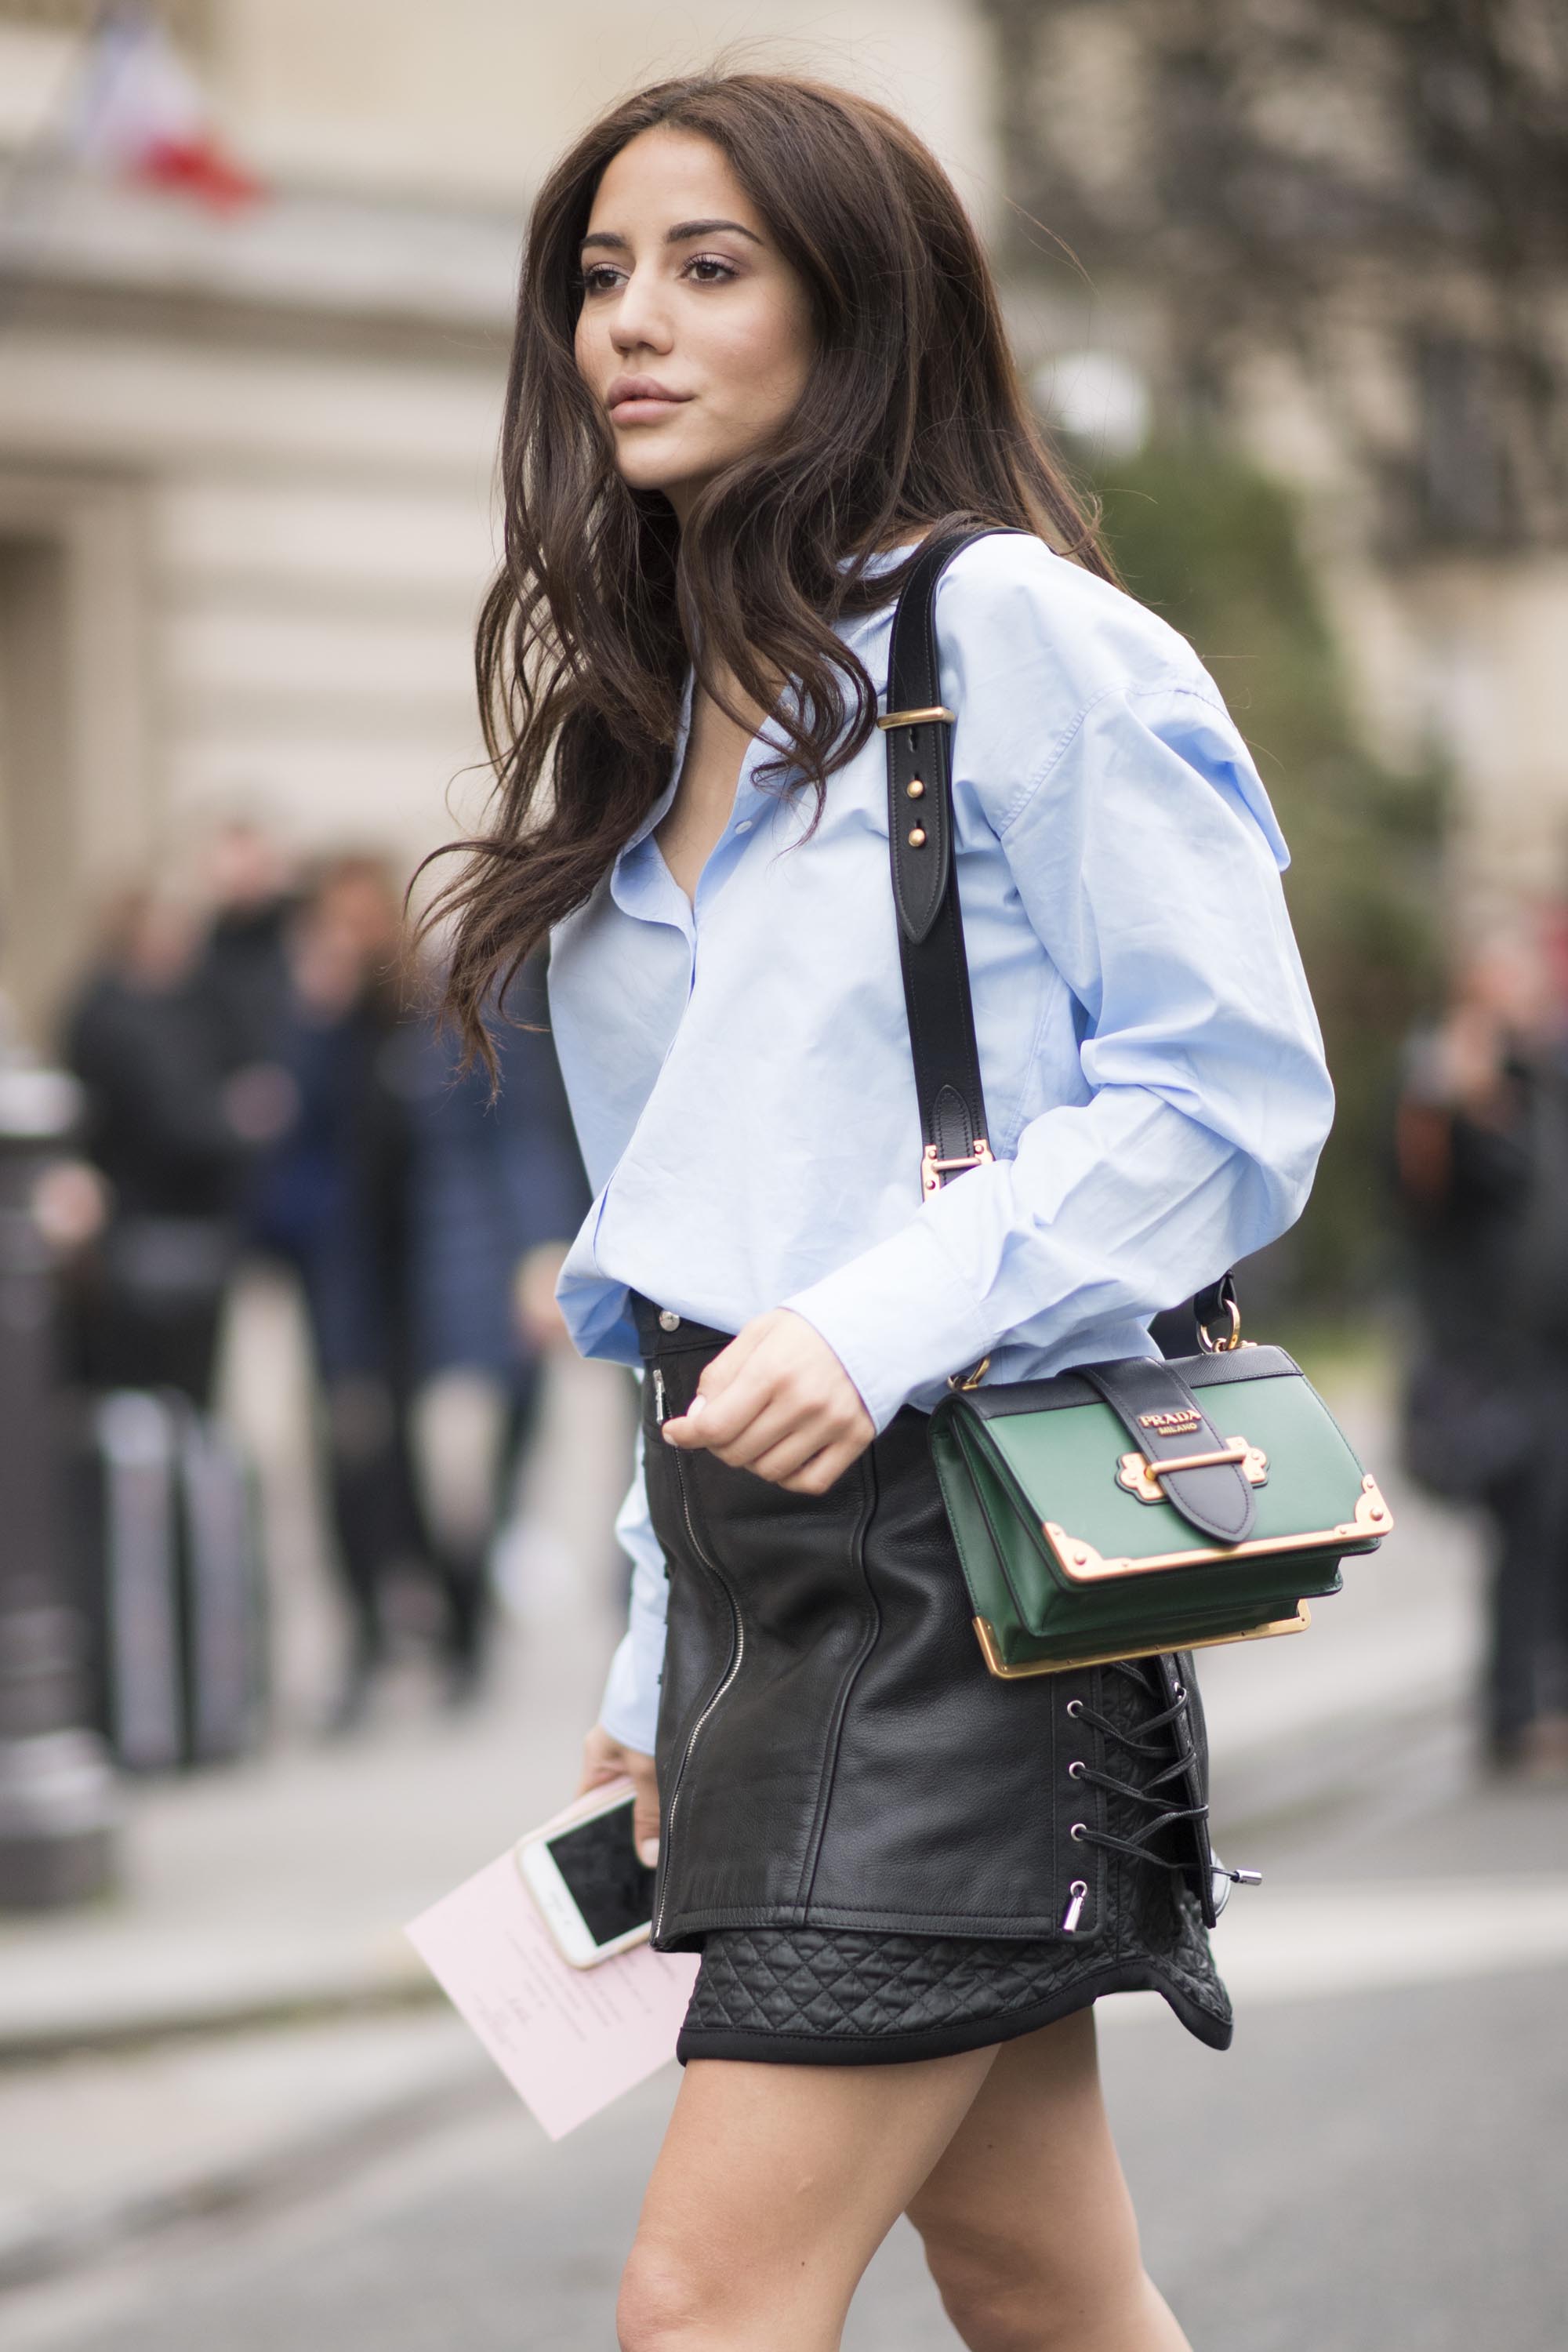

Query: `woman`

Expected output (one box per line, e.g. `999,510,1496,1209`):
431,73,1332,2352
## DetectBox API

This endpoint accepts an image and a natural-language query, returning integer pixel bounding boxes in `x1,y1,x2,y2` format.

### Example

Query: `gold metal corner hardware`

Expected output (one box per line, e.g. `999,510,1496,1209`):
1116,1438,1269,1504
1043,1473,1392,1582
1348,1474,1393,1537
971,1605,1312,1679
877,704,956,730
921,1138,994,1199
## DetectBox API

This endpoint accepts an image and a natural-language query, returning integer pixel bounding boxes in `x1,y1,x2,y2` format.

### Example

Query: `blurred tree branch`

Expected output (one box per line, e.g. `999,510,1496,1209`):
986,0,1568,552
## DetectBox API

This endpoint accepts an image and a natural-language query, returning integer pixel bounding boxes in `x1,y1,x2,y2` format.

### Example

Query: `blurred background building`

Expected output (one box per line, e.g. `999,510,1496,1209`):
0,0,995,1046
987,0,1568,913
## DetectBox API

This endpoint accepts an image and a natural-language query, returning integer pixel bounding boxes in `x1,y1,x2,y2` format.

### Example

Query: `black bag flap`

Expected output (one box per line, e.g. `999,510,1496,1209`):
1080,1358,1258,1544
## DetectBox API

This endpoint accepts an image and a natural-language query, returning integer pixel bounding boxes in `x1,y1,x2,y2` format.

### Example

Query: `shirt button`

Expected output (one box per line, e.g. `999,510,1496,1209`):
735,819,753,833
658,1309,681,1331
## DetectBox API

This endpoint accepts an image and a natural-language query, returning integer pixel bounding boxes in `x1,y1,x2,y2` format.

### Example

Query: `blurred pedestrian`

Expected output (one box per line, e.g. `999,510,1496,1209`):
62,887,249,1403
249,855,423,1728
1398,937,1568,1772
252,859,588,1725
398,953,590,1699
196,817,297,1072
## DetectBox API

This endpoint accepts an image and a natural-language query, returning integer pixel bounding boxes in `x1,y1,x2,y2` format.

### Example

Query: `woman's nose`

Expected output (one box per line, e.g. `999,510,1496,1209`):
608,269,673,356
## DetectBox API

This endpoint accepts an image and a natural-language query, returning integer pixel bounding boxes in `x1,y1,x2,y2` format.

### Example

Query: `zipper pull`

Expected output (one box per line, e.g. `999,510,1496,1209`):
1061,1879,1088,1934
652,1367,666,1424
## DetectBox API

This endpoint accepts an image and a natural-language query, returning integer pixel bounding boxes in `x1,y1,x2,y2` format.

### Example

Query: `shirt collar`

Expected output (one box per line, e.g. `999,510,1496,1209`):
610,546,913,875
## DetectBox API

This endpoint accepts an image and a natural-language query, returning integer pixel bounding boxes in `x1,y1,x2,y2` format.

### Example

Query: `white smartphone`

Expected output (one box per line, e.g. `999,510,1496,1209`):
516,1783,655,1968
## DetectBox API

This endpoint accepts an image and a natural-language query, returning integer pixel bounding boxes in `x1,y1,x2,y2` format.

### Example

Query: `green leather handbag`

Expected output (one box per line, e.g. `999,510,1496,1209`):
883,529,1392,1679
928,1345,1391,1675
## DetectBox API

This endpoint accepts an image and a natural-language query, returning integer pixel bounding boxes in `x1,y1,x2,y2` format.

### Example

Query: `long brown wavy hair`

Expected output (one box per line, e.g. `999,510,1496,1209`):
426,70,1114,1065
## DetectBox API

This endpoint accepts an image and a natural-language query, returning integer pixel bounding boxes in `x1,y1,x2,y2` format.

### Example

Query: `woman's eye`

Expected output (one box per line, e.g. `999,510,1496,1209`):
684,254,738,285
580,264,623,296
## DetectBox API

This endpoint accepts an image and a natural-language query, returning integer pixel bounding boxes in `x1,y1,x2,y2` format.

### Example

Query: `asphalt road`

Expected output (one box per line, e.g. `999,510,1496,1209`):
7,1730,1567,2352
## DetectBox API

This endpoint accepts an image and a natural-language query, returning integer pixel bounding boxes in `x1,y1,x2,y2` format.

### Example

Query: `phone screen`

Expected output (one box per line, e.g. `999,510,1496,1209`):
546,1800,655,1947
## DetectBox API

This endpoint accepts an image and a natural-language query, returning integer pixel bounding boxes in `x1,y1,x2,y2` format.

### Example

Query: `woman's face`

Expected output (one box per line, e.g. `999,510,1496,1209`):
574,127,815,521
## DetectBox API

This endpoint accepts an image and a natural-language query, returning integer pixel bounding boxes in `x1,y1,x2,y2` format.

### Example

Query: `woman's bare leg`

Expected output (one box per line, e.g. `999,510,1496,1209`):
619,2008,1188,2352
906,2009,1192,2352
618,2045,996,2351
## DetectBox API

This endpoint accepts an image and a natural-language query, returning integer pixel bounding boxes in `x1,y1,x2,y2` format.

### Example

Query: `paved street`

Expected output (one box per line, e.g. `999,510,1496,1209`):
4,1712,1566,2352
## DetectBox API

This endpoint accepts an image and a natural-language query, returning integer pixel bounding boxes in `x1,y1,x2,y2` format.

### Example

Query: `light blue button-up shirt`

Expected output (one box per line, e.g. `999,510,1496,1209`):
546,533,1334,1753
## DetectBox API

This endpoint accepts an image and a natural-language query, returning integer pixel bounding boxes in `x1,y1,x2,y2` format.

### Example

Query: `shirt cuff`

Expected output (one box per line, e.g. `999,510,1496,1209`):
783,1214,993,1432
598,1626,661,1755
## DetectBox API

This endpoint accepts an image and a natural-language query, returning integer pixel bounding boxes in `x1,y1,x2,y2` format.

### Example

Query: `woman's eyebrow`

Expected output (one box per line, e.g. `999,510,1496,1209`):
665,218,763,245
579,219,764,255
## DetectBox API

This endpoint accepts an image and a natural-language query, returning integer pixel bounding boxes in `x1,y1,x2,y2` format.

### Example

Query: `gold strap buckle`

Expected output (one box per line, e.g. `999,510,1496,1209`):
877,704,956,731
1116,1439,1269,1504
921,1138,993,1200
1141,1442,1247,1479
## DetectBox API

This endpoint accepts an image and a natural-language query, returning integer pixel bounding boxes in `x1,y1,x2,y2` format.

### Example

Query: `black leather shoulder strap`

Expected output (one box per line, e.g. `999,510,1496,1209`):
884,528,1008,1195
883,530,1241,1354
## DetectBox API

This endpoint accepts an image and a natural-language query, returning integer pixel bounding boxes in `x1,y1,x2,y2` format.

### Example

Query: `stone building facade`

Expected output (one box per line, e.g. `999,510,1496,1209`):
0,0,995,1039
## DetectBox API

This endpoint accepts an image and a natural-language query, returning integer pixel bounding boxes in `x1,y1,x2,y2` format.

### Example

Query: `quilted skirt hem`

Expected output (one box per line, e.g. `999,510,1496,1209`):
675,1956,1235,2068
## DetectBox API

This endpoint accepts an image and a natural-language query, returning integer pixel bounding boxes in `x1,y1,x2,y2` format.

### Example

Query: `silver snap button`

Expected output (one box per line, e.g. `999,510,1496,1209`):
658,1309,681,1331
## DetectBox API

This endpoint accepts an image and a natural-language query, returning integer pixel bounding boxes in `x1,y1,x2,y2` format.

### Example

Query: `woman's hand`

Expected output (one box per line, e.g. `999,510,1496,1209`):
579,1723,661,1866
660,1307,874,1494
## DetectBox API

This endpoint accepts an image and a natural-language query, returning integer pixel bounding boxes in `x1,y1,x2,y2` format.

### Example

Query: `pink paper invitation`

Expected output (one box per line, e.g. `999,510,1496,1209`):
405,1798,699,2141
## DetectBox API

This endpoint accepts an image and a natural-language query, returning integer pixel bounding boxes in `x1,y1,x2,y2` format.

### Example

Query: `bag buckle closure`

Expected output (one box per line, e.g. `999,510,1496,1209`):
1116,1440,1269,1503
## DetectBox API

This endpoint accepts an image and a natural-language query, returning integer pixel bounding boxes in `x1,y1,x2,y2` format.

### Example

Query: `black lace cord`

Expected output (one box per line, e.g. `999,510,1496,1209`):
1065,1665,1208,1875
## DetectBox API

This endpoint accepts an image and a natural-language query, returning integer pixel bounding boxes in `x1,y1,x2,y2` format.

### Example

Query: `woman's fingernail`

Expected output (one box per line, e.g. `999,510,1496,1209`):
686,1394,707,1419
637,1838,660,1867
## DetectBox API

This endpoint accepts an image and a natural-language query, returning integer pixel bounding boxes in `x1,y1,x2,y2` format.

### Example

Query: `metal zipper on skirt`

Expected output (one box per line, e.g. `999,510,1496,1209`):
654,1444,743,1941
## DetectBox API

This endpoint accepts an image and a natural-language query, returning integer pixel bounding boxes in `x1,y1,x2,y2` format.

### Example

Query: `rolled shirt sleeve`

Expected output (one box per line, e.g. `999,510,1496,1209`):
597,1426,667,1753
786,668,1334,1432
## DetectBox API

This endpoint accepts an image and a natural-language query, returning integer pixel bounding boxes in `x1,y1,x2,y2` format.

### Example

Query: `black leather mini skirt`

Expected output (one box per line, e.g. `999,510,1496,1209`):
632,1298,1232,2062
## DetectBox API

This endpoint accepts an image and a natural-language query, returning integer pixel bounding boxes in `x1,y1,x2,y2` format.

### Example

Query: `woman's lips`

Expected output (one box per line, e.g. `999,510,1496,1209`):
606,376,691,424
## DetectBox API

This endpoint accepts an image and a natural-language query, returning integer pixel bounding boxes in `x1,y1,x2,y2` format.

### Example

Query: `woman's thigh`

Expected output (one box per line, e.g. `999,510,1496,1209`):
906,2010,1189,2352
621,2045,996,2351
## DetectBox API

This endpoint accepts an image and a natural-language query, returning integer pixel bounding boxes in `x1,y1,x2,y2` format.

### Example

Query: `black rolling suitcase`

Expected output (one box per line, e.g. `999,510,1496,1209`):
77,1390,267,1770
